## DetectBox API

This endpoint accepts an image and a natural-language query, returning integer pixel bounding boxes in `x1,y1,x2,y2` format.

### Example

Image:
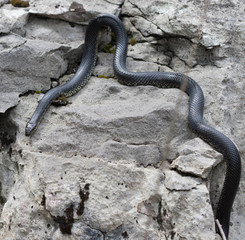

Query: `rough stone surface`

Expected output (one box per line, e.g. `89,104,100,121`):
0,0,244,239
164,170,202,191
28,0,122,23
0,5,29,34
171,138,223,179
0,92,19,113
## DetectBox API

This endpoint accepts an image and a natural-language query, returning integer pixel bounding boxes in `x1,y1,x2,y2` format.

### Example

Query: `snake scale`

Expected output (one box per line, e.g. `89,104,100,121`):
25,14,241,239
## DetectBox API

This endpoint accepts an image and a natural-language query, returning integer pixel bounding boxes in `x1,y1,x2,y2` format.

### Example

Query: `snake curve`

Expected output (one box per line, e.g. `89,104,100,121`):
25,13,241,239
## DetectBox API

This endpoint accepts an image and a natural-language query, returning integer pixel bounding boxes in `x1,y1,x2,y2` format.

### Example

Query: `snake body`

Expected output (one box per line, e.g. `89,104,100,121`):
25,14,241,238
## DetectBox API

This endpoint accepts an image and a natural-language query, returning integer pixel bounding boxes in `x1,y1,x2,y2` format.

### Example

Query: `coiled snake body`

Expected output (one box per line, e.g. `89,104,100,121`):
25,14,241,239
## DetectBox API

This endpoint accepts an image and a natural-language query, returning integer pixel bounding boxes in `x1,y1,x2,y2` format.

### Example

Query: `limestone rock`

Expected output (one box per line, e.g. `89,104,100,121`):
0,4,29,35
128,42,170,65
171,138,223,179
12,77,190,155
122,0,203,39
94,52,161,78
162,184,216,239
0,35,68,109
1,73,219,239
25,15,86,45
0,93,19,113
130,16,163,37
91,139,162,167
168,38,197,67
28,0,122,23
0,38,68,81
0,0,10,7
164,170,202,191
0,0,244,239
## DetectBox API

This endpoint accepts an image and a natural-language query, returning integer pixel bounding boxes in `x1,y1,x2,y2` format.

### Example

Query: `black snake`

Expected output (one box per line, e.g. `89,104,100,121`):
25,13,241,239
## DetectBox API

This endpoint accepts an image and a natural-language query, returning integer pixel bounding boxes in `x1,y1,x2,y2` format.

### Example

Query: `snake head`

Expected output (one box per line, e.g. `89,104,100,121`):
25,121,36,136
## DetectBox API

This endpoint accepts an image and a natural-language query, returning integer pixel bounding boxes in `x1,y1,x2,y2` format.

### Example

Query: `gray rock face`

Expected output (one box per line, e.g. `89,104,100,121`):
171,138,223,179
0,0,244,240
29,0,122,23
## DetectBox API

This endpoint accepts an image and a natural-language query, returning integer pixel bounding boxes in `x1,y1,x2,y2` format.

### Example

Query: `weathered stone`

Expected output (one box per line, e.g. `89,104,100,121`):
169,56,187,72
29,0,122,23
130,16,163,37
0,0,244,239
0,34,69,111
12,77,190,154
164,170,202,191
0,5,29,35
122,17,151,42
25,15,86,44
105,220,167,240
25,15,88,63
0,93,19,113
0,150,167,239
91,139,162,167
122,0,203,39
128,42,170,65
0,0,10,7
162,184,216,239
2,73,220,239
94,52,161,78
0,38,68,80
168,37,197,67
93,53,115,78
171,138,223,179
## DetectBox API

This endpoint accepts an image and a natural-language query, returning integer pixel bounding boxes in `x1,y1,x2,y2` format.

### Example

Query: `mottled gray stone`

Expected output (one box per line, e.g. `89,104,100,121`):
162,184,216,240
12,77,190,155
171,138,223,179
0,0,244,239
29,0,122,23
2,74,218,239
127,42,170,65
0,5,29,35
164,170,202,191
0,34,69,111
0,36,68,93
25,16,86,44
91,139,162,167
130,16,163,37
168,38,197,67
94,52,161,78
0,0,9,7
0,93,19,113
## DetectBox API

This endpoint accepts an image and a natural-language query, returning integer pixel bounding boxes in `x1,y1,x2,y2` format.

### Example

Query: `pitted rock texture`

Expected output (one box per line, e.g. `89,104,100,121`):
0,0,244,240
